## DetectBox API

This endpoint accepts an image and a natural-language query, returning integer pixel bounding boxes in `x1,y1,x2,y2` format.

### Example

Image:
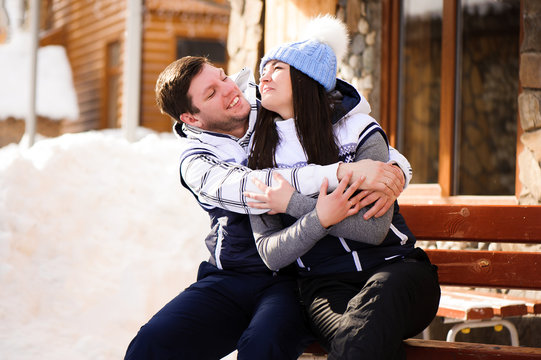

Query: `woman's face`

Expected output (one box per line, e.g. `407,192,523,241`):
259,60,294,119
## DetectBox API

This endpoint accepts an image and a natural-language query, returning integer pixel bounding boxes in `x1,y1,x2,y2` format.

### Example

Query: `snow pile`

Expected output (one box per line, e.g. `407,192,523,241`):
0,129,212,359
0,32,79,121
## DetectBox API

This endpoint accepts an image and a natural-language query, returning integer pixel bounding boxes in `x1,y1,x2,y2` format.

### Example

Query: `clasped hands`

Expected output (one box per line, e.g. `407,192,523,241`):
244,160,405,224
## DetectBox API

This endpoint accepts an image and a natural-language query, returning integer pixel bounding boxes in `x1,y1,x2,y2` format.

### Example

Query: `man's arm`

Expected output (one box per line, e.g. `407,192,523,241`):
180,142,409,215
180,151,340,214
336,145,410,196
336,145,411,219
389,145,412,188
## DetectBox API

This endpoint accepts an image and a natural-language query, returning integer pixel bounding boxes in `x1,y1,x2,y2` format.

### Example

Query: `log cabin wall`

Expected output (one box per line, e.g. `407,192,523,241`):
141,4,229,131
39,0,229,134
40,0,127,133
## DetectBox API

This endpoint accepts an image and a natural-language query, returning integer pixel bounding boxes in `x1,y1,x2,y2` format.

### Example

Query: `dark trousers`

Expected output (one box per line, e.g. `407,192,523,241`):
125,262,314,360
299,255,440,360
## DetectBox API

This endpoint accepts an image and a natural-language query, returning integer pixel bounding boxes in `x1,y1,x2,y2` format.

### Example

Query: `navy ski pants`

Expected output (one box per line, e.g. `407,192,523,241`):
124,261,314,360
299,252,440,360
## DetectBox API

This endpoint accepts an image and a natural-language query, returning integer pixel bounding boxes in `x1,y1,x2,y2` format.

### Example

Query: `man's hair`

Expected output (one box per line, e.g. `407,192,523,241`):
155,56,210,122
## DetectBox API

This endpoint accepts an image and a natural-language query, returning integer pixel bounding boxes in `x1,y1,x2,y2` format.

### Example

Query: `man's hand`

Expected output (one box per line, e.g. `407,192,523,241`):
244,173,295,214
353,190,395,220
337,160,405,197
316,172,365,228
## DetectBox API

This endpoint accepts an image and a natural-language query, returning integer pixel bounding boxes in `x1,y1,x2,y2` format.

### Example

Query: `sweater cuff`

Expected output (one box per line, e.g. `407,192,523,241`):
304,209,330,239
325,162,340,191
285,191,317,218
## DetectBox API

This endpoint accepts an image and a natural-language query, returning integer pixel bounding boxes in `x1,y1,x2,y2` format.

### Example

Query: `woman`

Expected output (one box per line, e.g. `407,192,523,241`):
245,16,440,360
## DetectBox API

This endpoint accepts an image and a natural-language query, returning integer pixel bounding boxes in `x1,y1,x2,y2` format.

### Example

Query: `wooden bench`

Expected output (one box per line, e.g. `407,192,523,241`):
303,204,541,359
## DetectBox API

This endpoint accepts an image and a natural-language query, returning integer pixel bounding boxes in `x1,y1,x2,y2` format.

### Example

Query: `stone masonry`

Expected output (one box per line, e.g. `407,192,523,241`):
518,0,541,205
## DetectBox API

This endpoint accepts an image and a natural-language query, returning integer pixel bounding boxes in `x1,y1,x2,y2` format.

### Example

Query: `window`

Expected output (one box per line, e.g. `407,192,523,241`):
42,0,54,31
105,41,121,128
455,0,519,195
384,0,520,197
176,38,227,68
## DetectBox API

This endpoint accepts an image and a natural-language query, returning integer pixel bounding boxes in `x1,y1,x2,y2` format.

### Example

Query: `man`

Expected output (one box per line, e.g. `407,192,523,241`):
124,56,411,359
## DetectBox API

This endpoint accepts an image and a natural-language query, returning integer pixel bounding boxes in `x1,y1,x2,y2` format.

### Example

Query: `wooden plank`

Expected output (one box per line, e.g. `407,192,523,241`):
437,292,495,320
427,250,541,290
441,287,541,315
404,339,541,359
438,288,527,319
400,204,541,243
306,338,541,358
303,343,327,356
438,0,458,197
379,0,399,140
146,0,230,15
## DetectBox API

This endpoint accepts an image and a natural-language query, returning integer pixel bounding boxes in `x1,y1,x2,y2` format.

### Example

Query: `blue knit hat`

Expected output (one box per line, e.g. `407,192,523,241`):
260,15,349,92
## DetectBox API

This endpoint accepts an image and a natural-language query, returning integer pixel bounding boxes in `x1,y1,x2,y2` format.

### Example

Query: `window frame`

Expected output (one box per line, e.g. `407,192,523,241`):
176,37,228,69
381,0,521,204
101,39,122,129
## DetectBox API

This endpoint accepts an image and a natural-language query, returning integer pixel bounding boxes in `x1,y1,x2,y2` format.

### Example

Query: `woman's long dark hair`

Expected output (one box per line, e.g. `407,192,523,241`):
248,66,340,170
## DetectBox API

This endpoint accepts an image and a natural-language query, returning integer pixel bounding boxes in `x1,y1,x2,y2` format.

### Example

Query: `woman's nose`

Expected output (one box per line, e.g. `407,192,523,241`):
259,71,270,83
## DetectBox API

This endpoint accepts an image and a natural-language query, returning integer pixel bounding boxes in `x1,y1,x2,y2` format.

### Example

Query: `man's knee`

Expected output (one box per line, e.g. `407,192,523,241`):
237,328,307,360
124,323,160,360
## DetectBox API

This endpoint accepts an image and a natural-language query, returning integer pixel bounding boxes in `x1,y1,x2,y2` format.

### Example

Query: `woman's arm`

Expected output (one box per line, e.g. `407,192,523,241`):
250,211,324,271
250,132,396,270
286,190,390,244
251,173,363,270
285,132,393,242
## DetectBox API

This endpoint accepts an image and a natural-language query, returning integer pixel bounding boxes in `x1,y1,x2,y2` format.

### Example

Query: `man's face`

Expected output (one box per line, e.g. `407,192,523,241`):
183,64,251,137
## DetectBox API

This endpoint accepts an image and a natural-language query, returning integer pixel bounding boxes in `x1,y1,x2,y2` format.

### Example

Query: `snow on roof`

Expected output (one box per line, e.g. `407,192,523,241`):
0,32,79,122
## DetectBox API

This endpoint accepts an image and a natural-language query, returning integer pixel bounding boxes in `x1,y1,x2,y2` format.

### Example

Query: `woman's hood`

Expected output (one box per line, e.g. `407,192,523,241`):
330,79,372,124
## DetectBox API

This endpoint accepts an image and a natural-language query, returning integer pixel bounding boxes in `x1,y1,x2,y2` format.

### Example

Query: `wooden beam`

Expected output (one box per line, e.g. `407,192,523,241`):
400,204,541,243
427,250,541,289
405,339,541,359
438,0,458,196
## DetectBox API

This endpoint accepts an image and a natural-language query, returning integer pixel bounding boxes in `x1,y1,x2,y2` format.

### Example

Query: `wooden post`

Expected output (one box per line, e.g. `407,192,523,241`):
122,0,142,142
22,0,40,148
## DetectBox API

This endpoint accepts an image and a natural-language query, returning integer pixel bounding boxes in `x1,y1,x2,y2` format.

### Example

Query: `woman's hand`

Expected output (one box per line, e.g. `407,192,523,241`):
316,172,365,228
244,173,295,214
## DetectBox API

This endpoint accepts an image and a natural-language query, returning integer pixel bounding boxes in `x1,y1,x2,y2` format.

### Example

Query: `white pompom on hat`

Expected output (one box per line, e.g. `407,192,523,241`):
259,15,349,92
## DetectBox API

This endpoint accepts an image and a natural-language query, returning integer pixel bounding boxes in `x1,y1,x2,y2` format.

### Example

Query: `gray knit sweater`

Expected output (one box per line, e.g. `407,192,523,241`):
249,132,394,271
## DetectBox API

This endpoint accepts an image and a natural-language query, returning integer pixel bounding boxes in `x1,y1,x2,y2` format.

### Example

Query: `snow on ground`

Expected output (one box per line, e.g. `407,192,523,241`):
0,129,231,359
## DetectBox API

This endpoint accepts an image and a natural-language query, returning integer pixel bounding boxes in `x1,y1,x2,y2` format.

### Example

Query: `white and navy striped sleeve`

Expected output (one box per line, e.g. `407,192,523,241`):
388,146,412,189
180,151,341,215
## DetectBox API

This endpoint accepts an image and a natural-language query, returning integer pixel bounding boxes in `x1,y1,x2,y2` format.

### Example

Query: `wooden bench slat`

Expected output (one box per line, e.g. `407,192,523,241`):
441,287,536,317
404,339,541,359
438,293,495,320
440,287,541,315
426,249,541,289
400,204,541,243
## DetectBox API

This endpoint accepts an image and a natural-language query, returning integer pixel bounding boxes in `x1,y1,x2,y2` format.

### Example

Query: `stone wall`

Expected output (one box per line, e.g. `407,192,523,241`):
518,0,541,205
457,4,519,195
226,0,264,76
336,0,381,122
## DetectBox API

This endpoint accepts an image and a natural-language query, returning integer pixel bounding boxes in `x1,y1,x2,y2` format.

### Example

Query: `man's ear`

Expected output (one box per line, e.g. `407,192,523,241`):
179,113,198,126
